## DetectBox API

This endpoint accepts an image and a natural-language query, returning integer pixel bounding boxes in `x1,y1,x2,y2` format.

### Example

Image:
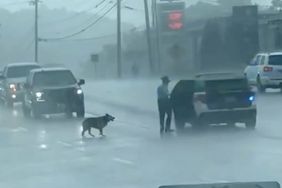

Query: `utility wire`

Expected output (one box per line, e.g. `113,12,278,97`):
41,0,111,24
41,2,117,41
43,33,116,42
0,0,28,7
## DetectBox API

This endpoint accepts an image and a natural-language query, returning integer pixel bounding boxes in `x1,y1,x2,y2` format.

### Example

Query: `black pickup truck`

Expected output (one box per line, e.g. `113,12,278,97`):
22,67,85,118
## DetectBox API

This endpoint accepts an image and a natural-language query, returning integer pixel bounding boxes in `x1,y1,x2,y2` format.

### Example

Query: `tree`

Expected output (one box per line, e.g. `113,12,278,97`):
217,0,252,8
271,0,282,11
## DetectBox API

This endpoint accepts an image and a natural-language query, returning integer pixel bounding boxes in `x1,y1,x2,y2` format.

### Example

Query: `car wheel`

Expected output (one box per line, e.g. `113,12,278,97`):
65,111,73,119
245,117,256,130
76,104,85,118
32,104,41,119
191,118,207,129
22,103,31,118
257,76,265,93
4,98,13,108
175,119,185,131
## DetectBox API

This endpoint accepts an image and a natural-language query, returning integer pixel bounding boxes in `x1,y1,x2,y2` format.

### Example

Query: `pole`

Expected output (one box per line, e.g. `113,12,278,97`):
34,0,39,63
152,0,161,72
117,0,122,78
144,0,154,74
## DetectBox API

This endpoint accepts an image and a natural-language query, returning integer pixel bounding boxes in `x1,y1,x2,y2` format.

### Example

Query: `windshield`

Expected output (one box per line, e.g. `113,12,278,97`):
269,55,282,65
7,65,40,78
206,79,248,92
33,70,77,87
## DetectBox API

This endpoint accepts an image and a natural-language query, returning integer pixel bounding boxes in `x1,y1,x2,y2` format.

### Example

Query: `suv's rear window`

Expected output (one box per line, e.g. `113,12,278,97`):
206,79,248,92
33,70,77,87
7,65,40,78
269,55,282,65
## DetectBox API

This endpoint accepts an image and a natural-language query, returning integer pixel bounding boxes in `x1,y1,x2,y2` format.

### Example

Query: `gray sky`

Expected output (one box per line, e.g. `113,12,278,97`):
0,0,272,26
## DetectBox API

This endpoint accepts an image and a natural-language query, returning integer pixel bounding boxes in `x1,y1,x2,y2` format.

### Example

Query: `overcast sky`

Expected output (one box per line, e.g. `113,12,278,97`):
0,0,272,25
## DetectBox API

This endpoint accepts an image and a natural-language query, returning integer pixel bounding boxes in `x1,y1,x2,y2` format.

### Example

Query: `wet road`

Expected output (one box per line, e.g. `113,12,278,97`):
1,84,282,188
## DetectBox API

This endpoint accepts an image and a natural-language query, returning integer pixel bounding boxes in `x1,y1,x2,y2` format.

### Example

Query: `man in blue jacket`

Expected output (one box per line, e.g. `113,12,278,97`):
157,76,173,135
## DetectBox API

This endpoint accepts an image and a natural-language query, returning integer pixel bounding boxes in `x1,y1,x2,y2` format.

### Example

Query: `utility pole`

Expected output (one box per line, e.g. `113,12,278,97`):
30,0,39,63
34,0,39,63
152,0,161,72
144,0,154,74
117,0,122,78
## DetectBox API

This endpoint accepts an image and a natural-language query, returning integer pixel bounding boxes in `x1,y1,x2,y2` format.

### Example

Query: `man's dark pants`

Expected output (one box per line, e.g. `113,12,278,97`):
158,98,172,133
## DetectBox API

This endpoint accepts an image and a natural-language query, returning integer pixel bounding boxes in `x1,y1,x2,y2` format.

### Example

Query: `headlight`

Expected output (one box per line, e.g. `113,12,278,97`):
77,89,83,95
35,92,45,102
9,84,16,90
249,96,255,102
35,92,43,98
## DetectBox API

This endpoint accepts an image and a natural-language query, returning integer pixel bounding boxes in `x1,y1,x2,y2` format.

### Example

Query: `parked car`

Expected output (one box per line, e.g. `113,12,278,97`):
0,62,41,107
171,73,257,131
244,52,282,92
22,67,85,118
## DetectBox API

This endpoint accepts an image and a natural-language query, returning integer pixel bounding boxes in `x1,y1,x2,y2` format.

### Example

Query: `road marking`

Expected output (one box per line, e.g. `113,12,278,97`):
11,127,28,133
39,144,48,150
57,141,73,147
113,157,135,166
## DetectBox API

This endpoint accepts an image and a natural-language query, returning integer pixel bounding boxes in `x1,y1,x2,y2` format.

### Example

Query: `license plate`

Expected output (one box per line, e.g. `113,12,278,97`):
225,96,236,103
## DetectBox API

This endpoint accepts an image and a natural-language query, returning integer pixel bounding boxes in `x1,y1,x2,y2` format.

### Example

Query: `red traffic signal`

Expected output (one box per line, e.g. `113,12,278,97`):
168,11,184,30
161,11,184,31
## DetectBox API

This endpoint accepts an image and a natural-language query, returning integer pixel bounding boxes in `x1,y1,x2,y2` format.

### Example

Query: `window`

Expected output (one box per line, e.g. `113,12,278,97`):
269,55,282,65
249,55,259,66
7,65,40,78
33,70,77,87
259,56,266,65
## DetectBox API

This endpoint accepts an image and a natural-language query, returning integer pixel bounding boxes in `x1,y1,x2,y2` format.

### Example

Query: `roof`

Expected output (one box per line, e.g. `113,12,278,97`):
30,67,70,74
256,51,282,56
269,52,282,56
195,72,245,81
6,62,39,67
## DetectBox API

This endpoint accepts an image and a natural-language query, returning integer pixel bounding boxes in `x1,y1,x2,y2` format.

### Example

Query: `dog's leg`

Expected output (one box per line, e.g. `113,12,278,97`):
99,129,105,136
88,128,95,137
82,127,86,137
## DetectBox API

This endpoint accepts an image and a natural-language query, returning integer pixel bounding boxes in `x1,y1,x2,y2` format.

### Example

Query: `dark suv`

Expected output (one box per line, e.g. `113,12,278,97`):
22,67,85,118
0,63,41,107
171,73,257,131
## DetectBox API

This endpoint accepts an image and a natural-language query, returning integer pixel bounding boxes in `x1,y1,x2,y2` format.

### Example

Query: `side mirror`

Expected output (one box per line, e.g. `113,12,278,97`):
78,79,85,86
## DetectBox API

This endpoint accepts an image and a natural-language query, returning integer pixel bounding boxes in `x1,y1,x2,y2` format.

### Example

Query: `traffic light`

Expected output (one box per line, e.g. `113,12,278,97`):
168,11,184,30
158,2,185,33
161,10,184,32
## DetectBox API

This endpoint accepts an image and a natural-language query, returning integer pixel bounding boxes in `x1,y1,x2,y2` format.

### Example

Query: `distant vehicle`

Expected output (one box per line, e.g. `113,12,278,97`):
244,52,282,92
22,67,85,118
171,73,257,131
0,62,41,107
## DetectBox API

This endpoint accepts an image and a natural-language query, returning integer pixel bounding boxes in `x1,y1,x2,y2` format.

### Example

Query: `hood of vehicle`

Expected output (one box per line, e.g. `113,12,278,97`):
34,84,78,91
6,77,26,84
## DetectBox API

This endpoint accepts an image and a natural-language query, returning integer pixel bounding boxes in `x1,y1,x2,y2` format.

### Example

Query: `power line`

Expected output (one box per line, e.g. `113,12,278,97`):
42,33,116,42
0,0,28,7
60,1,112,31
41,0,111,24
41,2,117,41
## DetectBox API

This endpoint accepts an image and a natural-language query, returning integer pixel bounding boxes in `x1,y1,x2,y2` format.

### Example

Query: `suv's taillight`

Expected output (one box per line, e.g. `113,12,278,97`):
263,66,273,72
194,93,206,103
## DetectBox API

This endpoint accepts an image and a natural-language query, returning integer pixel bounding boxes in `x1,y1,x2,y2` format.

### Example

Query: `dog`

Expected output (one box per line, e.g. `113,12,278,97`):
82,114,115,137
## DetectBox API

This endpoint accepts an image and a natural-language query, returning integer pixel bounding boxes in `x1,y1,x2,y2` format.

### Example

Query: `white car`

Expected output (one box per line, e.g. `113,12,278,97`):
244,52,282,92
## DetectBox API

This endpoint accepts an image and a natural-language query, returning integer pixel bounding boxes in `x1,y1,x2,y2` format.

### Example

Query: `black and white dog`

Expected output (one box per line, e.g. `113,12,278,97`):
82,114,115,137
